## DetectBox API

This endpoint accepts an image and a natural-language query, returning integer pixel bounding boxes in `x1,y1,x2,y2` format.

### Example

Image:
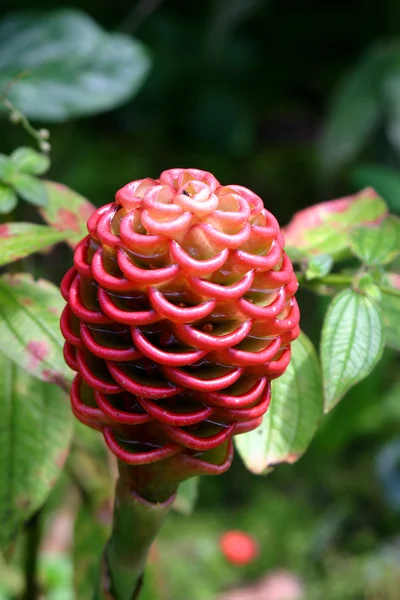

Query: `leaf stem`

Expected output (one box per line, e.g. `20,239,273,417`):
297,272,400,298
22,509,42,600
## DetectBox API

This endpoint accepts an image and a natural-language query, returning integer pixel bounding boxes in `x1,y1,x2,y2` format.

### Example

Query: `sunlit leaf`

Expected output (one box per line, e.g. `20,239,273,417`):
235,332,323,474
0,355,72,548
349,216,400,265
0,9,151,121
283,188,387,258
321,289,384,412
0,222,70,266
0,274,72,388
40,181,96,248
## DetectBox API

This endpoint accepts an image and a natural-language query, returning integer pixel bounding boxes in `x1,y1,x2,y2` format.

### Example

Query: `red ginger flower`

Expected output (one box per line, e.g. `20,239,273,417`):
60,168,299,476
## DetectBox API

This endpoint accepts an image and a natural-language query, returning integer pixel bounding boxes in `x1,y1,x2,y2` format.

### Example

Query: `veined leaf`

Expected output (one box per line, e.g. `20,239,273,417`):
0,222,70,267
321,289,384,412
0,355,72,548
40,181,96,248
0,274,72,389
349,216,400,265
235,332,323,474
283,188,387,258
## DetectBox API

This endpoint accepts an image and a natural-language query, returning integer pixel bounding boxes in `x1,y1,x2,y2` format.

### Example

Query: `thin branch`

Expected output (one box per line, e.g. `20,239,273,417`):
0,73,50,153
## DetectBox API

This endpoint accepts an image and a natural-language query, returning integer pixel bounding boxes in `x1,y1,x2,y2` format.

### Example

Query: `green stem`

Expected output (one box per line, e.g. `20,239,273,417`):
22,510,42,600
297,272,400,298
379,284,400,298
95,479,175,600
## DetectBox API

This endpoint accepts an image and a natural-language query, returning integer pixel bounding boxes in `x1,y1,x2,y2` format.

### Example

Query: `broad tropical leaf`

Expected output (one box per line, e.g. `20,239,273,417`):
0,355,72,548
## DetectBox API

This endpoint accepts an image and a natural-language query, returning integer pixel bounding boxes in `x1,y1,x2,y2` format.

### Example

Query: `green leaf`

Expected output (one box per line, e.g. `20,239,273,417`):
0,185,18,214
305,254,334,280
284,188,388,258
381,275,400,351
11,174,48,207
350,163,400,213
319,47,382,175
321,289,384,412
381,294,400,351
0,9,151,122
0,155,17,182
10,147,50,175
173,478,199,516
349,216,400,265
40,181,96,248
235,332,323,474
357,273,382,303
0,355,72,548
0,222,70,267
0,274,72,388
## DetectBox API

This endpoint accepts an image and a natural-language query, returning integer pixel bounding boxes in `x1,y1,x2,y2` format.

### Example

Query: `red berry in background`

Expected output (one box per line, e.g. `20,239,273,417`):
60,168,299,475
220,530,259,565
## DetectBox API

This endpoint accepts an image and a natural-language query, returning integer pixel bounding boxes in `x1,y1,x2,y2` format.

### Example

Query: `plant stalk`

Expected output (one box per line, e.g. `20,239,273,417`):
94,478,176,600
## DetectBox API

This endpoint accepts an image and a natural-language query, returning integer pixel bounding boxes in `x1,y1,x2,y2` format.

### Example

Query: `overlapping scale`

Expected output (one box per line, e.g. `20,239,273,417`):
61,168,300,474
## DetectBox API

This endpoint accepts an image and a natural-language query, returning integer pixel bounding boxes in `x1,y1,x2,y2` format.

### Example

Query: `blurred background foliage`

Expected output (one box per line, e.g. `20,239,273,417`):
1,0,400,598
